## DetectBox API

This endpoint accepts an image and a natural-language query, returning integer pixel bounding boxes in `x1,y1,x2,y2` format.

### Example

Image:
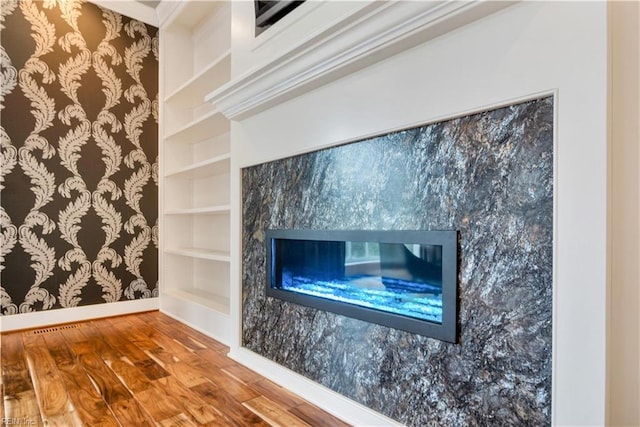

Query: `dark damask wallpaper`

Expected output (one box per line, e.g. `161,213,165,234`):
1,0,158,314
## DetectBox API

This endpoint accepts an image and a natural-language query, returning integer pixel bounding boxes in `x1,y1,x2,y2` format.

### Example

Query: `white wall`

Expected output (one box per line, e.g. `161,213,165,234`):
608,1,640,425
230,1,375,79
232,2,609,425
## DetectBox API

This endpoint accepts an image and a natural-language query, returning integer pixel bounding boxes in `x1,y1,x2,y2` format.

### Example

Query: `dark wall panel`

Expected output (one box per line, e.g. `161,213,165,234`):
1,0,158,313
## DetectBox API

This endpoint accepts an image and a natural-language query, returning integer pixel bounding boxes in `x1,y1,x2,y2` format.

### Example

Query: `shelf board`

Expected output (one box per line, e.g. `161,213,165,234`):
165,205,230,215
165,247,231,262
165,153,230,179
165,110,229,144
165,50,231,107
163,288,230,315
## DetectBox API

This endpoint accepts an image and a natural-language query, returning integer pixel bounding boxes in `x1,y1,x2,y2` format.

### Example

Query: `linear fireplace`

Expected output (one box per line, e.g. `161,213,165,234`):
266,229,458,342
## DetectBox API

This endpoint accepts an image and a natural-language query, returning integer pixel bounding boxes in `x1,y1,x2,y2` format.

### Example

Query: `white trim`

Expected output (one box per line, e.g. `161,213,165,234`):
228,347,402,427
206,1,514,120
238,90,558,169
156,0,180,27
250,1,326,53
552,89,562,427
160,291,231,345
90,0,159,27
160,309,230,347
0,298,159,332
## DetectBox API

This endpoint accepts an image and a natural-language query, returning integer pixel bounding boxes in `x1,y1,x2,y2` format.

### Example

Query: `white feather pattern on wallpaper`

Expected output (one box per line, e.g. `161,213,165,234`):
16,0,58,313
121,15,155,300
92,3,126,304
0,49,18,106
0,0,19,29
58,248,91,308
0,25,18,313
0,209,18,314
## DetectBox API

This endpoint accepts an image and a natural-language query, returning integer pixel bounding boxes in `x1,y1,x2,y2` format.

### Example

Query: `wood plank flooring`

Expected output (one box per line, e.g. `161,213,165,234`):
1,311,351,427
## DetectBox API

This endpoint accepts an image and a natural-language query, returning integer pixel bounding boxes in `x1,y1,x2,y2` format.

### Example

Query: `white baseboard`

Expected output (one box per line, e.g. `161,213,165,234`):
0,298,159,332
159,291,231,346
228,347,402,427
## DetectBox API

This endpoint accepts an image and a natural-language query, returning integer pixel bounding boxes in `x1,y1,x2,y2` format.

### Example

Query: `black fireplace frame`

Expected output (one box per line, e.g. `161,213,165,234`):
265,229,458,343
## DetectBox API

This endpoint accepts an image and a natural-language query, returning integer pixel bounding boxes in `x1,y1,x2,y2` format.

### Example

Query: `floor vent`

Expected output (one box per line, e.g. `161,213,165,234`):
32,324,81,335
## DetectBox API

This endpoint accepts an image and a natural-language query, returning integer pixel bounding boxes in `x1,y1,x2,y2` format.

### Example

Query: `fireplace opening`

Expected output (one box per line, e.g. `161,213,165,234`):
266,229,458,342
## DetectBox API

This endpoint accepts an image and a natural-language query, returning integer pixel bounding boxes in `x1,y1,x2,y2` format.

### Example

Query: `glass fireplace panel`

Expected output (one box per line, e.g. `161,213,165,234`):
265,229,458,342
271,239,444,323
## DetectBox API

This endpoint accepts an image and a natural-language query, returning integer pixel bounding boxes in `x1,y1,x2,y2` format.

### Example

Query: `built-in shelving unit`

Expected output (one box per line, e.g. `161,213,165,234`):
159,0,232,343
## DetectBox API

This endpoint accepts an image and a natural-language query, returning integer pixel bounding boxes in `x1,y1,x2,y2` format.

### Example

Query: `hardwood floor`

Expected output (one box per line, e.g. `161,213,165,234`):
1,311,351,427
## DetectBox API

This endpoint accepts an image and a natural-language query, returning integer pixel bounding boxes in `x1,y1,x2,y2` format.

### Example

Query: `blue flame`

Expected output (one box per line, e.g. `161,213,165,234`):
281,273,443,323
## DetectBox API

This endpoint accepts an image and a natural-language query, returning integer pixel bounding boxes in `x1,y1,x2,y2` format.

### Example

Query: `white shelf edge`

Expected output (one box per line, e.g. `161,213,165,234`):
165,49,232,104
163,288,230,315
164,109,228,143
165,205,231,216
165,247,231,262
165,153,231,178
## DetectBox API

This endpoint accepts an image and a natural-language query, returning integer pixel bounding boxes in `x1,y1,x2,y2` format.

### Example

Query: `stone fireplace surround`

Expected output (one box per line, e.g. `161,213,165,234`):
242,97,553,425
207,2,608,425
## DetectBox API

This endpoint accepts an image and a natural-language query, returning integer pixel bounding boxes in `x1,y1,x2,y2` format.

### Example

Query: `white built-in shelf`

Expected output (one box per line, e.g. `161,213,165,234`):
163,288,230,315
160,0,233,344
165,153,231,179
165,247,231,263
164,205,231,216
165,110,230,144
165,50,231,107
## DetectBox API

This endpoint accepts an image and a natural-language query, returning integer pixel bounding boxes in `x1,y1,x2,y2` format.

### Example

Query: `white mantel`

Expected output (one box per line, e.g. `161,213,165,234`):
207,1,611,426
206,1,512,121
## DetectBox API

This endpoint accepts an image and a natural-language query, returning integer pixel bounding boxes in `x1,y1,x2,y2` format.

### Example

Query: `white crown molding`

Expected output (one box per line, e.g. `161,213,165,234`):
206,0,516,121
156,0,181,27
91,0,159,26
